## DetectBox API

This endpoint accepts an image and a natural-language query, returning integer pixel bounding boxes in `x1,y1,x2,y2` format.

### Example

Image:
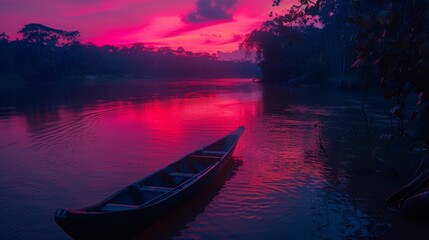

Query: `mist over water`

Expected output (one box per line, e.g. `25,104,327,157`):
0,78,427,239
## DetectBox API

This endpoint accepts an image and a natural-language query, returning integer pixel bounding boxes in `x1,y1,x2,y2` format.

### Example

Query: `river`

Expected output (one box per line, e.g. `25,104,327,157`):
0,78,427,239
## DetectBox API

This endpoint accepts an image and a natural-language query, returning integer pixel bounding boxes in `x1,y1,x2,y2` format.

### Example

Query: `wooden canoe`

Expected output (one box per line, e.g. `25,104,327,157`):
55,126,245,239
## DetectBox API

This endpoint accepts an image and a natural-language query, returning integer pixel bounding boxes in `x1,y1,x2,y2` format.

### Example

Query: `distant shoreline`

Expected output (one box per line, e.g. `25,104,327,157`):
0,73,259,85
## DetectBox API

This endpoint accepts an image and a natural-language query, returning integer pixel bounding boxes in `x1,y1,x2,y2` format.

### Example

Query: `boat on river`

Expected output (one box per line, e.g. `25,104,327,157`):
386,169,429,213
55,126,245,239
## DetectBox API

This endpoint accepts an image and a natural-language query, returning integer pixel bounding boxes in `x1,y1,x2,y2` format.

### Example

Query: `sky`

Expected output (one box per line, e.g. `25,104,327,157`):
0,0,294,54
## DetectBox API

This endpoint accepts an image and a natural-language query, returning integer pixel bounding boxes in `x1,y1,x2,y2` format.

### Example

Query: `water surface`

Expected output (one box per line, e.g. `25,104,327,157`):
0,78,427,239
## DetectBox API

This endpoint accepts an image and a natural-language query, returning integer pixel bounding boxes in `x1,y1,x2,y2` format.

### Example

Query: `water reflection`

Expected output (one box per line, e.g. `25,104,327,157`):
134,159,243,240
0,78,415,239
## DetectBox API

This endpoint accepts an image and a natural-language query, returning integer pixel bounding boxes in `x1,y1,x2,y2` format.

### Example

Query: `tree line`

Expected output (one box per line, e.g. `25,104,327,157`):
245,0,429,160
242,0,362,86
0,23,259,81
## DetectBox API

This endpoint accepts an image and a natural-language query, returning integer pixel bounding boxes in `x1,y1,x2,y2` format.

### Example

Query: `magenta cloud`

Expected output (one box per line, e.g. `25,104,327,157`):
0,0,275,53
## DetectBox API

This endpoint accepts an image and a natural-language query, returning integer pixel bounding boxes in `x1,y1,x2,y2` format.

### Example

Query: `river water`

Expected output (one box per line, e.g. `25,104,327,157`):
0,78,428,239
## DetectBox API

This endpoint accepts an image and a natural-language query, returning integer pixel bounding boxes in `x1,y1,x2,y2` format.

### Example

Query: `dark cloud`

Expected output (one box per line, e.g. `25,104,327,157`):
217,34,242,45
184,0,238,23
162,23,212,38
200,33,223,38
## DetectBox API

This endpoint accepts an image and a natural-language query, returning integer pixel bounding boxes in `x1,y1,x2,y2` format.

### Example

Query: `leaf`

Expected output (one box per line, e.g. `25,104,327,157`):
417,92,425,107
390,105,402,118
351,58,364,69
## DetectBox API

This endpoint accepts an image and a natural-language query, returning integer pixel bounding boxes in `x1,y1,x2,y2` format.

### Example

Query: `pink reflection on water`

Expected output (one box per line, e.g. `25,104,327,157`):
1,79,372,240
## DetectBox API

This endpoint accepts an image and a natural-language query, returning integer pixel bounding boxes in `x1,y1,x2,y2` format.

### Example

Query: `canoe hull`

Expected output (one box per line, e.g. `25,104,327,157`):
56,166,220,239
55,127,244,239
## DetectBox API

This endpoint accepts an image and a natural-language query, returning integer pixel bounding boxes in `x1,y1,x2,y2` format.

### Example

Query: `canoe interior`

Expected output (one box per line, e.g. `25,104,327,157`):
84,130,243,213
386,169,429,211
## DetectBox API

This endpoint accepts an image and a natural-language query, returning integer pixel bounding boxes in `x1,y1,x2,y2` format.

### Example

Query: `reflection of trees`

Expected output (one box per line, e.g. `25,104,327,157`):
260,83,382,238
0,23,259,81
0,79,245,132
24,111,62,135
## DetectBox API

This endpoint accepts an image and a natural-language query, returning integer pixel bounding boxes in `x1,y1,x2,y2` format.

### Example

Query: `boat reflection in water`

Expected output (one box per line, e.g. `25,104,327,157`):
135,158,243,240
54,127,244,239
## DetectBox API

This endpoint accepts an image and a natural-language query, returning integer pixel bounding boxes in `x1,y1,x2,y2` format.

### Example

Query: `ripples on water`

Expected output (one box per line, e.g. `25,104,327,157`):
0,78,426,239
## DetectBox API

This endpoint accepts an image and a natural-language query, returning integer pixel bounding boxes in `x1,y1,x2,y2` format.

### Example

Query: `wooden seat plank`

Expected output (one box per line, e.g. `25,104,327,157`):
169,172,196,178
189,154,221,159
202,150,226,155
102,203,138,212
139,186,173,192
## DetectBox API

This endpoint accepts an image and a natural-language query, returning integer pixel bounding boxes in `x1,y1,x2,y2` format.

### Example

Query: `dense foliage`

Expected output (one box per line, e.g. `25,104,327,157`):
246,0,429,147
243,0,361,86
242,20,326,82
346,0,429,147
0,23,258,81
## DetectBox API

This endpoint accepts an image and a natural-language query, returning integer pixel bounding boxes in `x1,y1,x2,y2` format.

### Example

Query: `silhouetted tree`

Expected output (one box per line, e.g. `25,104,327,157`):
18,23,80,46
0,33,10,73
12,24,82,80
0,23,258,81
259,0,429,148
243,0,339,83
346,0,429,148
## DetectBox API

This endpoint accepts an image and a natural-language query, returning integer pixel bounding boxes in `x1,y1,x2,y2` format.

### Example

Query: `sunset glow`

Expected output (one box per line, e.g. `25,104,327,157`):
0,0,294,53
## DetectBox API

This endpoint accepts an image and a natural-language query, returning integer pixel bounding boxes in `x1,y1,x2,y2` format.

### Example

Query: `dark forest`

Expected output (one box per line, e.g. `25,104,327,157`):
244,0,429,150
0,24,259,81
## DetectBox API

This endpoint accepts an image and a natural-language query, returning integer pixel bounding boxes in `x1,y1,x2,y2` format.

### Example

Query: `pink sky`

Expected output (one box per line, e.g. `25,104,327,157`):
0,0,294,53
